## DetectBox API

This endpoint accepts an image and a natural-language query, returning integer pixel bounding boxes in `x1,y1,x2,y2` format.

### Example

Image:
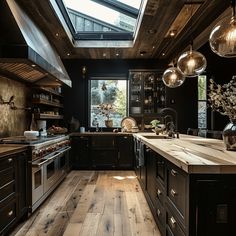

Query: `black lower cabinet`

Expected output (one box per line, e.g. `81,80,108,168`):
146,149,157,206
0,150,28,236
91,149,118,168
138,141,236,236
70,136,91,169
70,134,134,169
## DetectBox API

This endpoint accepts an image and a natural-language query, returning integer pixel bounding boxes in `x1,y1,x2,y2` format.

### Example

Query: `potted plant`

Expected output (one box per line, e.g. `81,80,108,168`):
150,119,164,135
97,103,115,127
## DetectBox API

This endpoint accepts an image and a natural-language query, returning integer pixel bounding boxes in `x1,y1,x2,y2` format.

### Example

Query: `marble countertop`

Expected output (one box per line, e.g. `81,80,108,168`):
0,144,28,158
134,133,236,174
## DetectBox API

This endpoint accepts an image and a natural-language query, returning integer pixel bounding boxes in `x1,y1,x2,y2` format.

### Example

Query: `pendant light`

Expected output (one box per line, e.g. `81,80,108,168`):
162,64,185,88
177,44,207,77
209,0,236,57
177,1,207,77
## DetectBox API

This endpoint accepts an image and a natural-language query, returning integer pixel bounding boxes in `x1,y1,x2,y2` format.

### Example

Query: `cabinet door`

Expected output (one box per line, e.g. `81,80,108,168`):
16,152,28,218
91,149,118,169
146,149,157,207
117,136,134,168
71,137,91,169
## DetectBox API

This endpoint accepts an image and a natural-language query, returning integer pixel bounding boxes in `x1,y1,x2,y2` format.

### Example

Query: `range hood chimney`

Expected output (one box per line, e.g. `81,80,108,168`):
0,0,72,87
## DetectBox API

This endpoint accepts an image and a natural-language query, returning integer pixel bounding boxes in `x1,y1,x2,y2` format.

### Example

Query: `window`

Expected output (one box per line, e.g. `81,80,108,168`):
54,0,145,42
89,78,127,127
198,75,207,129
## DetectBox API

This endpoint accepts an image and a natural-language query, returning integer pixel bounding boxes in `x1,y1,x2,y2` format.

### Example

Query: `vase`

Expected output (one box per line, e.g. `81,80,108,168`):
222,121,236,151
105,119,113,128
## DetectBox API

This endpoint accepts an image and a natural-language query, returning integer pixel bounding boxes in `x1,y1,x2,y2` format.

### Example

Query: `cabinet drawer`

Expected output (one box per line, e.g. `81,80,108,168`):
156,180,165,205
0,155,15,172
167,166,187,219
0,181,15,202
0,199,17,233
166,207,185,236
0,168,15,189
156,199,165,227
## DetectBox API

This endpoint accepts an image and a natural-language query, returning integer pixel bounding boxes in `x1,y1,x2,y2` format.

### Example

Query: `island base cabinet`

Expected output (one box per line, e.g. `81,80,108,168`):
191,176,236,236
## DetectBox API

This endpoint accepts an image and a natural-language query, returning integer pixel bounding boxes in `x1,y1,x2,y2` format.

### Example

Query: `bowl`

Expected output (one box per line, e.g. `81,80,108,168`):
24,130,39,139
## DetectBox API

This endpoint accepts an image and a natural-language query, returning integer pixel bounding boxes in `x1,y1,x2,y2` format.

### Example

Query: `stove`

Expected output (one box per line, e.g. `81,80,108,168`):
1,134,71,213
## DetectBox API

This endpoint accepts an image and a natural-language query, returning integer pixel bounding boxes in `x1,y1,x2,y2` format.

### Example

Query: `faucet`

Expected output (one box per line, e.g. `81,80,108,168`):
96,123,99,132
160,107,179,138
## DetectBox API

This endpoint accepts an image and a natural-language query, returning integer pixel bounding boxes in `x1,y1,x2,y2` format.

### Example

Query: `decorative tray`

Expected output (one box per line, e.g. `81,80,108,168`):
120,117,137,132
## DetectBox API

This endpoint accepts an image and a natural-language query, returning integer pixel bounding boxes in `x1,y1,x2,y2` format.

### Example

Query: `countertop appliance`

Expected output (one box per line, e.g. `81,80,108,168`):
0,135,71,213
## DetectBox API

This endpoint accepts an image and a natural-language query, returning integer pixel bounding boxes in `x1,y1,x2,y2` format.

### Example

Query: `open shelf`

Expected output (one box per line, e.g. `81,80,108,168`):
32,98,63,108
34,113,64,120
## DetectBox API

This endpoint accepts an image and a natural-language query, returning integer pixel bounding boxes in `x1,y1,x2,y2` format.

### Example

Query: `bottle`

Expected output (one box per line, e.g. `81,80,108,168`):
30,113,37,131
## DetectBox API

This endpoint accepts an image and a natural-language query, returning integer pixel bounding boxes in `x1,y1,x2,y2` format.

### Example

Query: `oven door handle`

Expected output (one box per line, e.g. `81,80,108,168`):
46,146,71,161
32,159,48,167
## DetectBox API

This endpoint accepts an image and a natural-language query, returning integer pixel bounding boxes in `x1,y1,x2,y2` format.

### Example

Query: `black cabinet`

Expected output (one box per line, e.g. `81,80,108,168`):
146,149,157,207
70,134,134,169
70,136,91,169
0,150,28,235
117,135,133,168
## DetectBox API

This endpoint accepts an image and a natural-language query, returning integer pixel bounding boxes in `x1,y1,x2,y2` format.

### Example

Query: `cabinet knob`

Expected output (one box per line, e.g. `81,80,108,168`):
8,158,13,163
8,210,13,216
157,209,161,216
157,189,162,196
170,189,177,197
123,136,128,139
170,216,176,228
171,169,177,176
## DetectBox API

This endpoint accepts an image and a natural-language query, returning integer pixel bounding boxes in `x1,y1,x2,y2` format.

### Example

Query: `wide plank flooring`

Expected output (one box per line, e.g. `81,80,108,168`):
11,171,160,236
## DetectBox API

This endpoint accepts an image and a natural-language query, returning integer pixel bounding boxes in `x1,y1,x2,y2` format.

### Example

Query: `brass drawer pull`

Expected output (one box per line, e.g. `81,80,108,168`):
170,216,176,228
8,210,13,216
8,158,13,163
171,169,177,176
157,189,162,196
157,209,161,216
170,189,177,197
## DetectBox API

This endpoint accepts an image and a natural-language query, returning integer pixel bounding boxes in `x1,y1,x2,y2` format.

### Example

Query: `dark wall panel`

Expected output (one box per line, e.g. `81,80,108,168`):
63,59,198,133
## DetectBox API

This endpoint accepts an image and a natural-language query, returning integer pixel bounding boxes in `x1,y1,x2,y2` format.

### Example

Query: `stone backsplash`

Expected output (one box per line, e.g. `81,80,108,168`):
0,76,31,138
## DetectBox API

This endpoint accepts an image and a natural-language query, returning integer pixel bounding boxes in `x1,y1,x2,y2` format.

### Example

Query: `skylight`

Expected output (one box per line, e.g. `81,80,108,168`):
55,0,144,41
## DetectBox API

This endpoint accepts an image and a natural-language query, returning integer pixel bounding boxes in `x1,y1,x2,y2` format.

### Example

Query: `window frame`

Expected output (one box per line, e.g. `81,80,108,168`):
88,75,129,128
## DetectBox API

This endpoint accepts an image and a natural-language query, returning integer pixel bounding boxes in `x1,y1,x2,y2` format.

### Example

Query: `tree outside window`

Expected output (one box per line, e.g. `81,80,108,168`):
89,79,127,127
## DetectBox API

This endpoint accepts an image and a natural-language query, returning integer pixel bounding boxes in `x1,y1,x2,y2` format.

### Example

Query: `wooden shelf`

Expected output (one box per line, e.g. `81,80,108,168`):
33,86,63,97
32,98,63,108
34,113,64,120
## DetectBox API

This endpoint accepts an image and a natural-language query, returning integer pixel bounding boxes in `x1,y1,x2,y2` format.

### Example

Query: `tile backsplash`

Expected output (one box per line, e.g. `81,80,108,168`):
0,76,31,138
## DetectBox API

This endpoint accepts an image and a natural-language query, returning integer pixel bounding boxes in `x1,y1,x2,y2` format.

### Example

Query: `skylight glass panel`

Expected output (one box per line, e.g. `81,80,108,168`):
63,0,142,36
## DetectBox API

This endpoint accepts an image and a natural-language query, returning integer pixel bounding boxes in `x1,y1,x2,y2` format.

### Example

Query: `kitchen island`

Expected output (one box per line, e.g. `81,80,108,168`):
133,133,236,236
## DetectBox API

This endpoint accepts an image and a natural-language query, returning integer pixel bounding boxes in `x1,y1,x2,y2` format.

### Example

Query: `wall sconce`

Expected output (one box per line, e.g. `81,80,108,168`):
82,66,87,78
0,95,31,110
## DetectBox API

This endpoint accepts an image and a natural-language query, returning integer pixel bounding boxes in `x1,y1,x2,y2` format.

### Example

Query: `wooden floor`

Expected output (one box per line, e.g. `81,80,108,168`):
11,171,160,236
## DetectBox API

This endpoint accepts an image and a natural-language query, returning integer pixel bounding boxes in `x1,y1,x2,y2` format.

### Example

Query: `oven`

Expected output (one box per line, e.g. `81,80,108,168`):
30,136,71,212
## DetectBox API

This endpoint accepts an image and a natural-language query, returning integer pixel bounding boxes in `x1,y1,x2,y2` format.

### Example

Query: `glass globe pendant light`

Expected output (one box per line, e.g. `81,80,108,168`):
209,0,236,57
162,64,185,88
177,44,207,77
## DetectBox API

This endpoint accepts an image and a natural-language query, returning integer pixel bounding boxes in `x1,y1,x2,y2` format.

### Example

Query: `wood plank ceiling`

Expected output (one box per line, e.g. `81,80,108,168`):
16,0,230,63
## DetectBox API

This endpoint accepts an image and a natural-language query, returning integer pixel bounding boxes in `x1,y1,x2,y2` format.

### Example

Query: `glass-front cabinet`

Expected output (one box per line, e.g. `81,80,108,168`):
129,70,166,130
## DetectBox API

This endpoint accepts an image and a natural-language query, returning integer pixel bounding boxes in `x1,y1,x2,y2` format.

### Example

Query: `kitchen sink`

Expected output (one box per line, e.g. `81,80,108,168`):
142,135,171,139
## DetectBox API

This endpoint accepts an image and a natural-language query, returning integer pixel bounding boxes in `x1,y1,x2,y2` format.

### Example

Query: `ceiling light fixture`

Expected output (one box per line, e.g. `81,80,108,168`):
140,51,147,56
162,63,185,88
209,0,236,57
177,1,207,77
169,30,176,37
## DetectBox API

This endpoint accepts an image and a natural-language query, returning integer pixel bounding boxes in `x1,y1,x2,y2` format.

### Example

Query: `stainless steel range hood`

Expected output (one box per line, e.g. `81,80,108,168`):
0,0,71,87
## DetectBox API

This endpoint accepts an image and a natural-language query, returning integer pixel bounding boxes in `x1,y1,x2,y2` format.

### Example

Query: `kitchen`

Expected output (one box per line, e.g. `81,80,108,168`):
1,0,236,235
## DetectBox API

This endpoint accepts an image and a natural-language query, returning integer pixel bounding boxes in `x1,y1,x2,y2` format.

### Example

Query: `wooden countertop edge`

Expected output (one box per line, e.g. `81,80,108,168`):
0,145,28,158
69,132,134,136
134,133,236,174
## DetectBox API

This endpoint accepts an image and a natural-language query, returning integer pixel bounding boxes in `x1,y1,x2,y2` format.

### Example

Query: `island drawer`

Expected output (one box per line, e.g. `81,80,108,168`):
167,164,187,221
166,206,185,236
0,155,15,172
